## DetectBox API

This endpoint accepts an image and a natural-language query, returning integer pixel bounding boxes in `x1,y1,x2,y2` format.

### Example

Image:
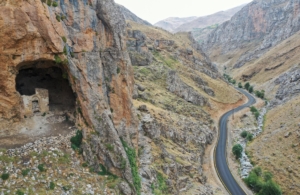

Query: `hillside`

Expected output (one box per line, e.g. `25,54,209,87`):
154,16,197,32
200,0,300,194
118,4,152,26
126,20,244,194
201,0,300,69
174,5,245,33
0,1,245,195
232,29,300,195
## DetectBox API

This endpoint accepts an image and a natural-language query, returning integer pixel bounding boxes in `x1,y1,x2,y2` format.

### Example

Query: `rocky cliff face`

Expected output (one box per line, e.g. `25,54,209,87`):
126,21,243,195
0,0,138,193
202,0,300,68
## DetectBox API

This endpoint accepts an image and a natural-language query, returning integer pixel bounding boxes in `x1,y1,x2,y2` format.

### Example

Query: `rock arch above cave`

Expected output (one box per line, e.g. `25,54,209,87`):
15,61,76,117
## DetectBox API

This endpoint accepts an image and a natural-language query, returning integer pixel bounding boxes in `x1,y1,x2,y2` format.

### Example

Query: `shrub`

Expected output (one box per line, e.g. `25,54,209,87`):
151,172,168,194
120,157,126,170
247,133,253,141
121,138,141,195
253,167,262,176
250,106,258,113
54,55,62,64
258,180,282,195
63,59,68,65
232,144,243,159
232,79,236,85
62,36,67,43
241,131,248,138
249,86,254,93
244,82,250,90
21,169,30,176
38,164,46,172
82,163,88,167
70,130,83,150
245,167,281,195
56,15,61,22
105,144,114,151
254,111,260,119
47,0,52,6
16,190,24,195
63,46,67,55
244,171,263,192
52,1,58,7
49,181,55,190
1,173,9,180
263,171,273,181
255,90,265,99
238,82,243,88
117,67,121,74
97,164,117,179
70,52,75,58
62,185,72,191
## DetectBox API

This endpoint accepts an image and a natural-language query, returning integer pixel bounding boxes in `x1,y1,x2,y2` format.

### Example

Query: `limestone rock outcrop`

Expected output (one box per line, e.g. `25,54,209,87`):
0,0,138,192
126,29,153,66
271,67,300,106
202,0,300,68
167,71,208,106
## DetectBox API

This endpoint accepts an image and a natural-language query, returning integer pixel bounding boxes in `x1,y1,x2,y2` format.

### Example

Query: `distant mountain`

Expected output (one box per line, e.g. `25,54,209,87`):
174,5,245,33
154,16,197,32
201,0,300,69
117,4,152,26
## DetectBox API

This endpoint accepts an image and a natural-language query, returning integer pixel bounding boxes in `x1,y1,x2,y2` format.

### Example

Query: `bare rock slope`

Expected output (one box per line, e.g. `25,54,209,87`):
202,0,300,69
0,0,138,193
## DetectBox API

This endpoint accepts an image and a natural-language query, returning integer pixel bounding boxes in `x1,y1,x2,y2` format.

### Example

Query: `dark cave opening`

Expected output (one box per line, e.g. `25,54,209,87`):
16,64,76,113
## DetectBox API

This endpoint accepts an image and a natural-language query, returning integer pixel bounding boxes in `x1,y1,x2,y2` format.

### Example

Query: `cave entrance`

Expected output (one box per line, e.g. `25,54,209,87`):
15,61,76,116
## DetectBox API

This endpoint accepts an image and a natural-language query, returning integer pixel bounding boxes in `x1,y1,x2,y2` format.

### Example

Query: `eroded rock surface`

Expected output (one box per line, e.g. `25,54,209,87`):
0,0,137,192
202,0,300,68
167,71,208,106
271,67,300,106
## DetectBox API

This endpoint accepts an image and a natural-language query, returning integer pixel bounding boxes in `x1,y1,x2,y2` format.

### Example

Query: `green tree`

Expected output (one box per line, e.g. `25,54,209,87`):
253,167,262,176
240,131,248,138
258,180,282,195
254,111,260,119
263,172,273,181
250,106,258,113
247,133,253,141
249,86,254,93
232,144,243,159
238,82,243,88
244,171,263,192
244,82,250,90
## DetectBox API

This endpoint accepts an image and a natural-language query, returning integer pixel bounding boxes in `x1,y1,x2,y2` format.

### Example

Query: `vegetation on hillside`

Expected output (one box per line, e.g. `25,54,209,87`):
244,167,282,195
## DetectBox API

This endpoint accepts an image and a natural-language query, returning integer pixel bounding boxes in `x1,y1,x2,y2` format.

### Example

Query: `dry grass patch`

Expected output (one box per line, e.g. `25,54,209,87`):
248,96,300,195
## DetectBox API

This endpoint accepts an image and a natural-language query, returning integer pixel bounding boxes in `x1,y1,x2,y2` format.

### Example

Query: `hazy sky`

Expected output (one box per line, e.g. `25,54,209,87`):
114,0,252,24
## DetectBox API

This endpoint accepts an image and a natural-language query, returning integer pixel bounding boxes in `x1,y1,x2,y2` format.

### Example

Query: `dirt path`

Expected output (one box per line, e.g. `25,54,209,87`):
0,112,75,149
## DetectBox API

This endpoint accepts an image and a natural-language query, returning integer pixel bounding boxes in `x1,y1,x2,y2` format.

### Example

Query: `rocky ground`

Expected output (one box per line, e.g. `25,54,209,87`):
226,95,266,195
0,131,122,195
248,95,300,194
127,20,244,195
0,111,75,149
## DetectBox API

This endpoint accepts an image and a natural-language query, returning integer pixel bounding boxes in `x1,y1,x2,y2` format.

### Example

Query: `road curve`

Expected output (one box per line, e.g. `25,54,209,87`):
215,88,256,195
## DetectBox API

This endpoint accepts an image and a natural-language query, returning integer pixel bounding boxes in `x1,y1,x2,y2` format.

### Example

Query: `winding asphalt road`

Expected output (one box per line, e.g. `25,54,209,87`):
215,88,256,195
